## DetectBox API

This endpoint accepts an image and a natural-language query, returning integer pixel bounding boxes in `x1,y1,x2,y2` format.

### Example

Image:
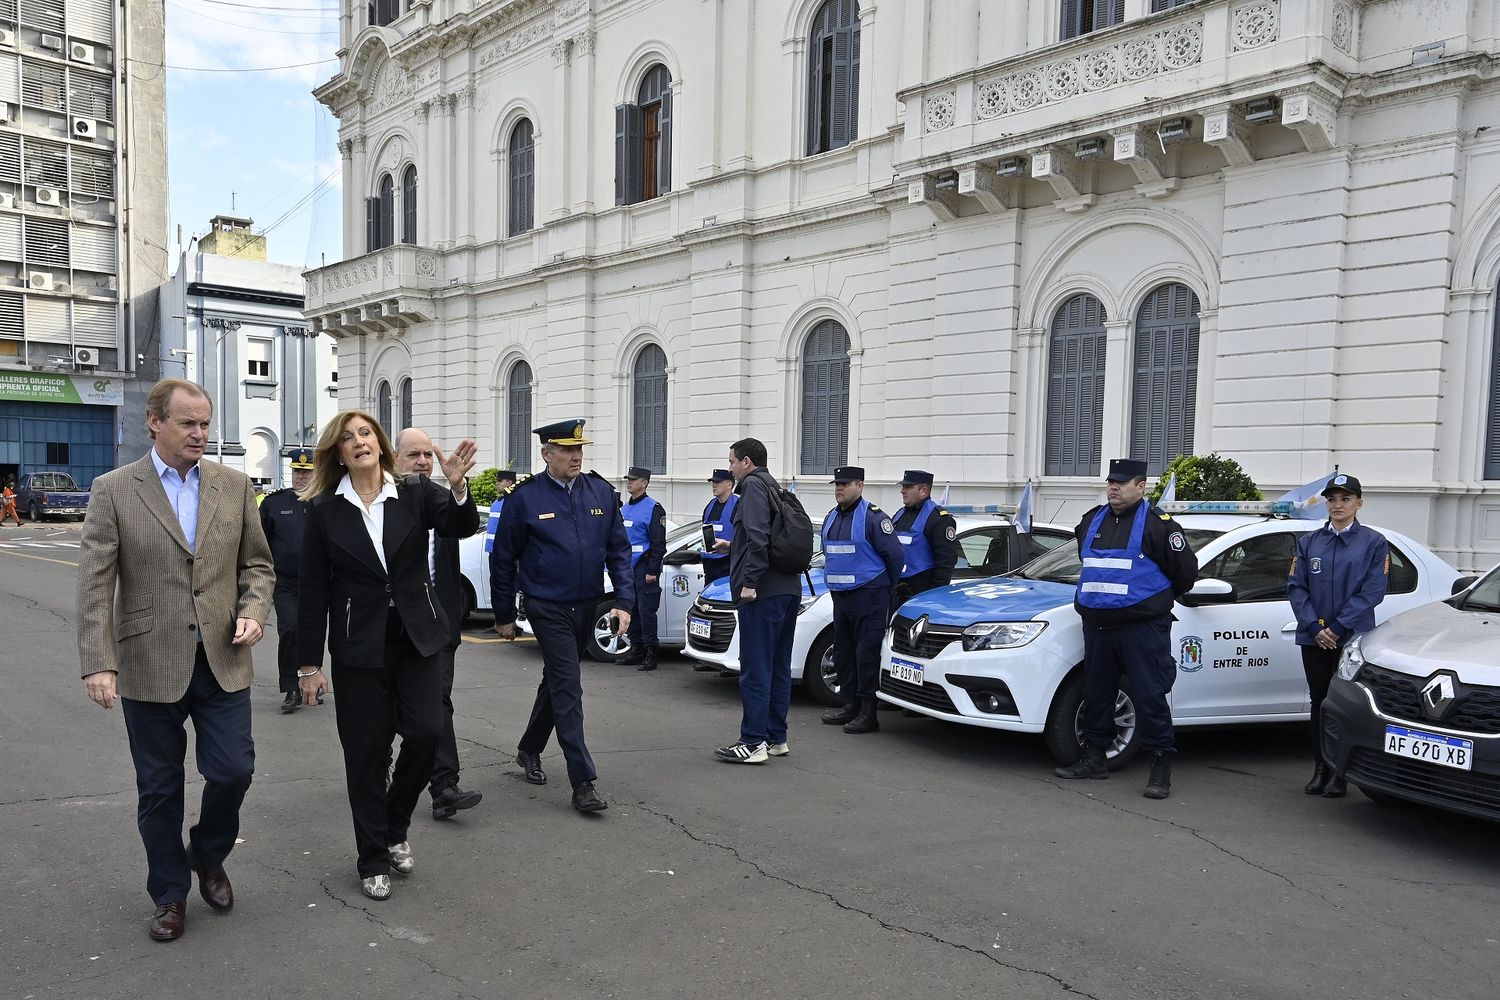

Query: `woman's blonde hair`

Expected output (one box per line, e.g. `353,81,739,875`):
298,410,397,501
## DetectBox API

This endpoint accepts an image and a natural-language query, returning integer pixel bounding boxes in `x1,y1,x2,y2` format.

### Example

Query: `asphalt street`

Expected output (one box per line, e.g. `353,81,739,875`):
3,520,1499,1000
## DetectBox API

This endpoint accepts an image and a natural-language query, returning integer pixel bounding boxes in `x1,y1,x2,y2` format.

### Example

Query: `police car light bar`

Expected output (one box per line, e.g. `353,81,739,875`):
1158,500,1296,516
943,504,1020,515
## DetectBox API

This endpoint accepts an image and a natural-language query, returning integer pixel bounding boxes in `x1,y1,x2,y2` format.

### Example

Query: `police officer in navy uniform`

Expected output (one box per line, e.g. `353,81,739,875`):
700,469,737,586
259,450,315,714
1056,458,1198,798
489,419,634,813
617,467,667,671
482,470,519,556
1288,473,1389,798
890,470,959,601
820,467,906,734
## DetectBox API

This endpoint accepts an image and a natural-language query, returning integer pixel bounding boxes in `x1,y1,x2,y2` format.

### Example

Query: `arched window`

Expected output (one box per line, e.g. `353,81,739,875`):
508,119,535,237
1130,282,1201,474
806,0,861,155
1061,0,1124,41
800,319,850,475
376,380,393,435
1486,281,1500,479
507,361,533,472
632,344,668,473
1045,294,1108,478
615,64,672,206
401,165,417,245
366,173,395,252
398,376,413,430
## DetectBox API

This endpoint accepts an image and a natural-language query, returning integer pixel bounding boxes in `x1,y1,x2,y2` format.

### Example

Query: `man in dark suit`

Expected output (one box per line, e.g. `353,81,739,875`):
395,427,484,821
259,449,315,714
76,379,275,941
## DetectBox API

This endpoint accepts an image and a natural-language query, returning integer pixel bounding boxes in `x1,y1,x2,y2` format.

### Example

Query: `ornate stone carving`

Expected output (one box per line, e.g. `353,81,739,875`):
368,60,414,113
338,137,355,159
1231,2,1280,52
414,100,431,123
923,90,956,133
478,16,557,67
1331,1,1352,52
974,20,1204,121
573,29,595,55
383,253,396,277
414,254,438,277
322,258,380,293
556,0,587,17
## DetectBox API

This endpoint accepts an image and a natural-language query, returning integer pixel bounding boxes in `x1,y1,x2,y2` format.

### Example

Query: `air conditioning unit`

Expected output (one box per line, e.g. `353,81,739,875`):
74,346,97,366
69,42,95,64
0,102,10,125
40,33,63,51
0,29,15,48
0,193,14,210
28,271,54,291
71,117,97,140
35,187,60,207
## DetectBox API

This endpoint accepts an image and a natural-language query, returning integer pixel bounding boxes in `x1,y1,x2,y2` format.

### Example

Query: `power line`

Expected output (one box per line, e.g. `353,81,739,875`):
222,168,342,258
165,0,339,34
185,0,338,12
137,56,337,72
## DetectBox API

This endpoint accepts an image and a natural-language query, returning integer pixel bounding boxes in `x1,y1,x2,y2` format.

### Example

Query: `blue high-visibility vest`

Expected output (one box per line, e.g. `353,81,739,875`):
1077,503,1172,610
621,495,660,567
822,500,886,591
895,499,937,578
702,494,737,562
484,498,505,554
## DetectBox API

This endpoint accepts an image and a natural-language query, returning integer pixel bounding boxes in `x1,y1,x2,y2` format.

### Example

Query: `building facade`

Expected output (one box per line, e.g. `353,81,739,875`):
0,0,166,487
158,216,337,490
305,0,1500,569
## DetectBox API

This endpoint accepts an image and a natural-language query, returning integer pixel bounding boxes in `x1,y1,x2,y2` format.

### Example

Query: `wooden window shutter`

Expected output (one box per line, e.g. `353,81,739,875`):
657,89,672,195
508,119,534,236
1130,283,1200,474
507,362,533,471
1060,0,1085,40
800,320,851,475
615,103,643,206
805,8,825,154
1093,0,1124,30
1045,293,1108,477
365,197,380,253
401,166,417,245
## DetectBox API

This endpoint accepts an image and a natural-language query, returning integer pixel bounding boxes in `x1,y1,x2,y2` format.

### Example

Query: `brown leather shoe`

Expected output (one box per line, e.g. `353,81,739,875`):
149,901,186,941
188,851,234,912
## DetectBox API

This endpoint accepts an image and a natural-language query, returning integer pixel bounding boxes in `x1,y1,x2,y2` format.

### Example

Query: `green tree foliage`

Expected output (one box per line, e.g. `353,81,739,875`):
1148,453,1262,504
469,468,502,509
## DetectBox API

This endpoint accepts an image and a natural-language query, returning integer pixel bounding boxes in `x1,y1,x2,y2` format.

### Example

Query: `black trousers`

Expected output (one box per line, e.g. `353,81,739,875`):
1302,645,1341,757
1080,618,1177,754
120,646,254,905
519,598,597,787
332,609,443,877
273,579,300,695
702,558,730,586
429,644,461,796
832,585,892,700
626,561,661,649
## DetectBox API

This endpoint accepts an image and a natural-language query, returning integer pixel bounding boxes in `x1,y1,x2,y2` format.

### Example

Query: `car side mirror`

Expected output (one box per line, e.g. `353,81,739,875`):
662,549,700,567
1451,576,1478,596
1182,578,1235,607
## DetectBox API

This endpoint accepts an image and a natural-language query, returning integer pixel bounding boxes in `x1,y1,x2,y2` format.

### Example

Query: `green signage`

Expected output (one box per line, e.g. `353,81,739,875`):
0,372,124,405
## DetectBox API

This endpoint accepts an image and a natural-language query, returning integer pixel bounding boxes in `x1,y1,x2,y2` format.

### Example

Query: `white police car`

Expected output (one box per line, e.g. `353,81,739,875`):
682,514,1071,705
458,518,691,661
877,502,1461,766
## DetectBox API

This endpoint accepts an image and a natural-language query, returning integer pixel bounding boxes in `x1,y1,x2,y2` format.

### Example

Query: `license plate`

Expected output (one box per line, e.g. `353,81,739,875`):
1384,724,1473,772
688,617,713,639
886,656,924,686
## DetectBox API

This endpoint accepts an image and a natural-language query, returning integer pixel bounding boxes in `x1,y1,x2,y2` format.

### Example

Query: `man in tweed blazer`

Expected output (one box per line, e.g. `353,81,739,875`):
76,379,274,942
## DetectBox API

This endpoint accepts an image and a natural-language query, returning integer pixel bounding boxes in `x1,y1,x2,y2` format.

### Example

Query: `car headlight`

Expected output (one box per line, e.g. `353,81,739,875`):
961,621,1046,652
1336,633,1365,681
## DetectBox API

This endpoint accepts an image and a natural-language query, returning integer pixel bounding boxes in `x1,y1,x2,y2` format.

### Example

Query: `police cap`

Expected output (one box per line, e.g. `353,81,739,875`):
1322,473,1362,498
534,419,591,446
496,470,517,483
1106,458,1149,482
623,467,652,482
900,469,934,486
708,469,734,483
830,466,865,484
289,450,315,470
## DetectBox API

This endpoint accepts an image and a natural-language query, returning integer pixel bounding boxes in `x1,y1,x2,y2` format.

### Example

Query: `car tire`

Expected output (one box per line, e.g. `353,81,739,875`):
586,598,631,663
799,630,843,707
28,503,40,522
460,579,477,627
1044,670,1141,771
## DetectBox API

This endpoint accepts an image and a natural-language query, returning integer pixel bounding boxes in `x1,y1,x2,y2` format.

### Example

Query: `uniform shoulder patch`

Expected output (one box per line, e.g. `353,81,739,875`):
868,503,881,511
880,518,894,534
937,509,949,517
1169,531,1186,551
945,525,957,541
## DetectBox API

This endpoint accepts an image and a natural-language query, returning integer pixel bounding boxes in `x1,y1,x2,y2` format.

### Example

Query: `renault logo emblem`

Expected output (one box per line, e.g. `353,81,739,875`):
909,615,928,646
1420,673,1456,721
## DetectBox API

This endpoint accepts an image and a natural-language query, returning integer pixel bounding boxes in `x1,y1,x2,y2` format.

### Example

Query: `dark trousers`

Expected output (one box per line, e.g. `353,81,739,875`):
626,561,661,649
832,585,892,700
736,594,798,746
120,646,254,905
429,644,461,795
1302,645,1341,757
273,580,300,695
520,598,597,787
332,610,443,877
1080,618,1177,754
702,558,730,586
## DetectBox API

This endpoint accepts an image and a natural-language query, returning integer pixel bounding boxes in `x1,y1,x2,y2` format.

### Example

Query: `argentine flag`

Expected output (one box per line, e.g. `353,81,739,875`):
1159,471,1177,505
1014,480,1034,534
1278,471,1337,520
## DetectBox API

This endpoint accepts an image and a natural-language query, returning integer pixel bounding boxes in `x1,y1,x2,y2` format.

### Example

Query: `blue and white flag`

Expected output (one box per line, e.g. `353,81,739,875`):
938,482,951,506
1007,480,1036,571
1014,480,1034,534
1159,471,1177,505
1278,471,1336,520
788,477,798,494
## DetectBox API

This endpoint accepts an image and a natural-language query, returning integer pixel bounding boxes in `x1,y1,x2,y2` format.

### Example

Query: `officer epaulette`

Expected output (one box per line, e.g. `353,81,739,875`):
868,503,882,511
937,508,949,516
503,474,531,495
1150,505,1172,521
586,469,610,483
515,471,544,490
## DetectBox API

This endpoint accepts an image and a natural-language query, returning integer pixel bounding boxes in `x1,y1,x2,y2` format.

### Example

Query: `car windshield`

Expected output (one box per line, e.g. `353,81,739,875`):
666,521,704,550
1458,564,1500,612
32,473,78,490
1011,527,1225,585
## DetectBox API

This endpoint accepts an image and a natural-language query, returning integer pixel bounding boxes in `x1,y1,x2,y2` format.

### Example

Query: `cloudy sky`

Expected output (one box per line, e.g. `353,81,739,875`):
165,0,343,269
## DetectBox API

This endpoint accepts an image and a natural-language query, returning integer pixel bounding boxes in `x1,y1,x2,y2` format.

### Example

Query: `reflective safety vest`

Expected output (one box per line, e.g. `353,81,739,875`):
701,494,737,562
894,499,937,578
822,500,886,591
484,498,505,554
1077,503,1172,610
621,495,659,567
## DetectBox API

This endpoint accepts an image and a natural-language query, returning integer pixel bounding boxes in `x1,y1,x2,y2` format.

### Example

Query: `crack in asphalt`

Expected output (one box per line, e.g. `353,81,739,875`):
0,785,136,808
3,588,72,629
628,800,1102,1000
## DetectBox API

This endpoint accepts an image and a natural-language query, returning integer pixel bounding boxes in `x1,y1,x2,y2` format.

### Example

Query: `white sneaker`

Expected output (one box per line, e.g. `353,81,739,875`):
389,841,414,874
361,875,392,900
767,741,790,757
714,740,769,764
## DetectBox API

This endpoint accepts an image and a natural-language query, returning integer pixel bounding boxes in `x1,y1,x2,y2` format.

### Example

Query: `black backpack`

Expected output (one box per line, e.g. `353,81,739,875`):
750,470,814,574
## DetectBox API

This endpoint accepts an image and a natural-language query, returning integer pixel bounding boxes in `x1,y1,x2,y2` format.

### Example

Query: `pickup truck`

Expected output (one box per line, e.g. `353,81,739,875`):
16,471,90,521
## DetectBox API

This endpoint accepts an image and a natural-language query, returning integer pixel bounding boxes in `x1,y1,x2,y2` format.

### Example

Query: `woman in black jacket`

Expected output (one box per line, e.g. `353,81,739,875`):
296,410,478,900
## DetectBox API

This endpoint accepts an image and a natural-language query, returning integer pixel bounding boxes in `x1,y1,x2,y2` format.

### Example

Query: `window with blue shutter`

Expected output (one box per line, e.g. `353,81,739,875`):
401,166,417,245
632,345,668,473
1045,294,1108,477
508,119,535,237
1130,283,1200,475
1486,284,1500,479
398,376,413,430
376,380,393,435
800,319,851,476
1060,0,1124,40
807,0,861,156
616,65,671,205
374,173,394,250
507,361,533,472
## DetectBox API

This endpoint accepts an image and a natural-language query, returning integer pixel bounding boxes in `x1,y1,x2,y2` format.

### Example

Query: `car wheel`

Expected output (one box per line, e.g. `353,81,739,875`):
460,579,477,626
1044,670,1141,770
799,630,843,707
28,503,40,522
586,598,631,663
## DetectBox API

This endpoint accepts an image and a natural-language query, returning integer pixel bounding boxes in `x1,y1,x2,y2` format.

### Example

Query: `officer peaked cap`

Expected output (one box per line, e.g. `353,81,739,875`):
534,419,591,446
623,467,652,481
830,466,865,483
900,470,934,486
1106,458,1148,482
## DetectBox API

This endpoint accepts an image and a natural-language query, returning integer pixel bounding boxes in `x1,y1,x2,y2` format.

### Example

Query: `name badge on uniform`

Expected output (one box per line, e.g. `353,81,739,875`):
590,508,605,515
538,512,556,520
1310,556,1322,574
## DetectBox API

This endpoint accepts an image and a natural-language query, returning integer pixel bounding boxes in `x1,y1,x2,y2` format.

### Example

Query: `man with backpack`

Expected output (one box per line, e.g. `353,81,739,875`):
714,437,811,764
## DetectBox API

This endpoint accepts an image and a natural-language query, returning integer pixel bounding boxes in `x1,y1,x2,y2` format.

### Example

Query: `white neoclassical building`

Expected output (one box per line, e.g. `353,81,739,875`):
304,0,1500,570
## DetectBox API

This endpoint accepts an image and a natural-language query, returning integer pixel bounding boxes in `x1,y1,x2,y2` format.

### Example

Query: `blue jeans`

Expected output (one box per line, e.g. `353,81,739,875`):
736,594,798,745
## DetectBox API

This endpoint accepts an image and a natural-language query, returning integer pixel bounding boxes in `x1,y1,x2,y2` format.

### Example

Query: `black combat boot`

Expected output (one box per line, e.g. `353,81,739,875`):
1322,771,1347,798
843,697,881,734
1304,756,1331,795
1054,743,1108,780
636,646,658,671
617,645,645,666
1143,751,1172,799
822,700,858,725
